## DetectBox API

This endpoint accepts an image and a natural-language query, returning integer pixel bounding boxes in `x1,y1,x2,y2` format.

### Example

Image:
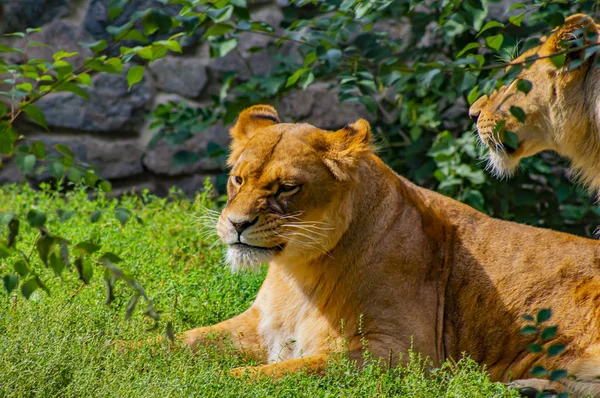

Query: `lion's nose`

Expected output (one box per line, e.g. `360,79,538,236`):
469,108,481,121
229,216,259,234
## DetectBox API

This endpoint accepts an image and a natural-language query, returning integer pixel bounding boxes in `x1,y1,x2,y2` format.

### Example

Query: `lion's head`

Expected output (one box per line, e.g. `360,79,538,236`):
216,105,373,271
469,14,600,185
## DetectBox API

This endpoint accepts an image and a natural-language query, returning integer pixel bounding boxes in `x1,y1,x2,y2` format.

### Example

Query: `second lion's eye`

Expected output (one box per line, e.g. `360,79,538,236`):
231,175,243,186
277,184,300,197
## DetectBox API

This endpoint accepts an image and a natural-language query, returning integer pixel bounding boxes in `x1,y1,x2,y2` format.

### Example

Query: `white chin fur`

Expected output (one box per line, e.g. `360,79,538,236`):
487,151,519,178
226,245,273,273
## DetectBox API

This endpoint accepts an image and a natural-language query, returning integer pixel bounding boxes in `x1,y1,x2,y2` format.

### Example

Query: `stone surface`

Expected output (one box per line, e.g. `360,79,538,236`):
144,123,230,177
25,19,94,68
0,0,72,34
36,66,153,134
148,56,208,99
280,82,375,130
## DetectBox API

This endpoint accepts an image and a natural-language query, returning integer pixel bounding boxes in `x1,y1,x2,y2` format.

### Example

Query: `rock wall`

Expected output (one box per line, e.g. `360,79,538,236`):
0,0,370,197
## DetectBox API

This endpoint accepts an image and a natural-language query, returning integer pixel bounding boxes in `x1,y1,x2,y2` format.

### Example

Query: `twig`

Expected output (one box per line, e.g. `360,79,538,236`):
61,281,85,310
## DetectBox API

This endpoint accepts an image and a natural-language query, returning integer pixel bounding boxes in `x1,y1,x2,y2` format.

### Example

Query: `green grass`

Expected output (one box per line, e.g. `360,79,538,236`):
0,184,518,397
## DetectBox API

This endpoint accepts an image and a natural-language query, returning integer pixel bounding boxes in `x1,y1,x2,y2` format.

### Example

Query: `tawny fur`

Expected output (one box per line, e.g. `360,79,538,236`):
469,14,600,196
181,105,600,396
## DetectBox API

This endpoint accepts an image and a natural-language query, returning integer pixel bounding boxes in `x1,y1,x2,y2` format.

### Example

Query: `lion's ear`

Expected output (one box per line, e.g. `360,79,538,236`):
316,119,373,181
550,14,599,70
228,105,280,166
230,105,280,141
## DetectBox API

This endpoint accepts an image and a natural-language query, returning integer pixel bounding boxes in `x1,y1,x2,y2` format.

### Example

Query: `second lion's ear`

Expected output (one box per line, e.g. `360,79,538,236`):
230,105,280,142
550,14,599,70
228,105,280,166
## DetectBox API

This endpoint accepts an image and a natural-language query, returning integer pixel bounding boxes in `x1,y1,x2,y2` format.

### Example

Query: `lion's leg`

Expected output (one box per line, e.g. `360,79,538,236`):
180,306,264,360
230,354,328,379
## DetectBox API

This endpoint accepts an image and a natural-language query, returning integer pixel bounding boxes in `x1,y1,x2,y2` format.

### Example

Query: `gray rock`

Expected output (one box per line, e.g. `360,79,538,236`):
143,122,229,176
36,66,153,133
280,82,374,130
148,56,207,98
156,173,215,197
0,0,72,34
24,20,94,68
0,135,145,183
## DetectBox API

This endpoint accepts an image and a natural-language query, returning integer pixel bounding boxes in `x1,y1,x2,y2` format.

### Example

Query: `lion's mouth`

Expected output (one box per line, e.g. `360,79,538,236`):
230,242,285,252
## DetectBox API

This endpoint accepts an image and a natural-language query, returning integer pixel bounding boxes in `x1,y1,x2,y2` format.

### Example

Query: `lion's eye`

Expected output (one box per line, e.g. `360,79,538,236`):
277,184,300,197
231,175,243,186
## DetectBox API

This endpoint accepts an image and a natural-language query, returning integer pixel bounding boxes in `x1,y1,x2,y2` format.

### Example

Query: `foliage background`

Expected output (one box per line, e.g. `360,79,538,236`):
0,0,599,236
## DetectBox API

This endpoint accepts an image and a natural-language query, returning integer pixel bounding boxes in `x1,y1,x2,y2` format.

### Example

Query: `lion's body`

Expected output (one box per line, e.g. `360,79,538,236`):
181,105,600,396
470,14,600,196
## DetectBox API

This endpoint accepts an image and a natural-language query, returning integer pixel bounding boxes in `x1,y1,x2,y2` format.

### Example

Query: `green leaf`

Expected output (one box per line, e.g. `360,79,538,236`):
516,79,532,94
53,144,73,158
126,66,145,90
27,209,47,228
79,39,107,54
3,274,18,294
15,154,36,174
509,106,525,123
31,141,46,158
0,245,10,259
530,365,548,378
541,325,558,340
156,40,182,53
207,5,233,23
102,252,123,264
75,241,101,255
99,180,112,193
7,219,19,248
90,210,102,223
56,82,90,100
204,23,235,38
0,44,23,53
125,294,140,319
456,42,479,58
13,260,29,277
509,13,525,27
173,150,200,168
550,54,566,68
467,86,480,106
300,71,315,90
485,34,504,51
0,212,14,225
550,369,568,381
537,308,552,323
37,234,55,266
22,105,49,131
547,344,566,357
121,29,148,43
355,1,371,18
114,207,131,226
20,278,38,299
521,325,538,335
49,161,65,179
52,50,78,61
57,209,75,222
503,131,520,150
76,73,92,86
211,37,238,58
286,68,308,87
477,21,504,37
303,51,318,67
49,252,65,277
526,343,542,353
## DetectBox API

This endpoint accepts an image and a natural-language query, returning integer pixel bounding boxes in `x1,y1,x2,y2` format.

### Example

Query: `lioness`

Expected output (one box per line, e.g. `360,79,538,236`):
182,105,600,396
469,14,600,193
